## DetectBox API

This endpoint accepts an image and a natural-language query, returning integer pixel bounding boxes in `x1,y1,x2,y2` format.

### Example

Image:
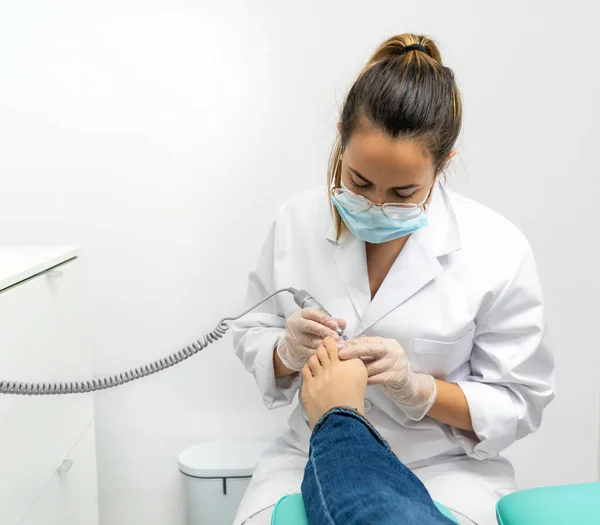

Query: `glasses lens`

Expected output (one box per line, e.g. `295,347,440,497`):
382,204,421,220
332,188,371,212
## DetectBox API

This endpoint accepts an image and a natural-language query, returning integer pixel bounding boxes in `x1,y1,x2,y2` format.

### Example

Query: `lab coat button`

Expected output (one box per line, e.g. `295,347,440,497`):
364,399,372,413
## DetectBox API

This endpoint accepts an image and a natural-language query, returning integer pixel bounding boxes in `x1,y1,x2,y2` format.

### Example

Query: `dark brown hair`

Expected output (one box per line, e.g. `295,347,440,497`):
328,33,462,238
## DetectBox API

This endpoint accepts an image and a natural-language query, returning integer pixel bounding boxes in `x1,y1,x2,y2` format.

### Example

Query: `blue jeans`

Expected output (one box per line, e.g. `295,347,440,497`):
301,407,455,525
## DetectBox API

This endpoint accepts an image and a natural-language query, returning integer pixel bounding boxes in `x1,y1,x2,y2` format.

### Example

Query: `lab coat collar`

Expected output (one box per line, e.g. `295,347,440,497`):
326,183,462,333
411,181,461,257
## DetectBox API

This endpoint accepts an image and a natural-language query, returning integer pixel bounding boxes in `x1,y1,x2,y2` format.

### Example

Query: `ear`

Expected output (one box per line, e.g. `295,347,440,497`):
440,150,456,170
337,121,342,133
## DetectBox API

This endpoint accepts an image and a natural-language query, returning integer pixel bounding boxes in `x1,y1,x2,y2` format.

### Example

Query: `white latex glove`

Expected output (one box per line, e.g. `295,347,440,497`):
338,336,437,421
276,308,347,372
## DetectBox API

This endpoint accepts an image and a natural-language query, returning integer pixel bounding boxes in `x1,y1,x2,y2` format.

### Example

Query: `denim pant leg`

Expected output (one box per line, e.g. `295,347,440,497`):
301,408,455,525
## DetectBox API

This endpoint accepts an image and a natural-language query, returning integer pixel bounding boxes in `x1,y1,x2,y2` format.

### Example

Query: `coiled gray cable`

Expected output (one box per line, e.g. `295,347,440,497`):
0,287,297,396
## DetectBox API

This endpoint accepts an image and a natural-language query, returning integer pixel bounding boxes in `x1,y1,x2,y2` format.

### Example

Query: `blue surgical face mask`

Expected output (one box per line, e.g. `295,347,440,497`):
331,181,430,244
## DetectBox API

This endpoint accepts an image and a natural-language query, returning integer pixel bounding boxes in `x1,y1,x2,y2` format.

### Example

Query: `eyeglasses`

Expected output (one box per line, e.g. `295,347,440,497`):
331,183,433,220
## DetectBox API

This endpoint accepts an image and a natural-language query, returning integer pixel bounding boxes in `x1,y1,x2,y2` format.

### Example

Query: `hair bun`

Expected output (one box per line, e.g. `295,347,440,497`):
402,43,428,54
367,34,444,67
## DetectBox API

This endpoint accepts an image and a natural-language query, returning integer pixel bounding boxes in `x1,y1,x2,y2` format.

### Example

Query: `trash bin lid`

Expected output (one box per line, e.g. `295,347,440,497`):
178,440,271,478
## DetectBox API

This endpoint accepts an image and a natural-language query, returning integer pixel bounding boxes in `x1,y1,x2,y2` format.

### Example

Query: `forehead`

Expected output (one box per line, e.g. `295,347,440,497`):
344,128,433,182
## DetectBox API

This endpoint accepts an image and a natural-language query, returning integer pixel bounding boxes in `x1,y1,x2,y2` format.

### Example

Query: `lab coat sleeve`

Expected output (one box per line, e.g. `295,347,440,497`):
453,247,555,460
232,223,301,409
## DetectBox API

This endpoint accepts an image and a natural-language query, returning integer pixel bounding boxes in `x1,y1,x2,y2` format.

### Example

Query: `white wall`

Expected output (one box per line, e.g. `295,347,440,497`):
0,1,598,524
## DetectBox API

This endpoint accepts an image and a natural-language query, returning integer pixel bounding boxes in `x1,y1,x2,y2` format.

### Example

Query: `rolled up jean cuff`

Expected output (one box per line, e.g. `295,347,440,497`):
311,406,394,454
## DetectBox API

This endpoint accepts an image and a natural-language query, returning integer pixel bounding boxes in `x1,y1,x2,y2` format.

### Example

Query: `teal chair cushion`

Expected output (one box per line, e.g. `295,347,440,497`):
271,495,308,525
271,494,459,524
434,501,460,524
496,483,600,525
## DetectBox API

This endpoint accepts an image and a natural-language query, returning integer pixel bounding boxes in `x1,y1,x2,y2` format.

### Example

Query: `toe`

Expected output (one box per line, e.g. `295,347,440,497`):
324,337,339,362
317,345,330,367
301,364,313,382
308,354,322,376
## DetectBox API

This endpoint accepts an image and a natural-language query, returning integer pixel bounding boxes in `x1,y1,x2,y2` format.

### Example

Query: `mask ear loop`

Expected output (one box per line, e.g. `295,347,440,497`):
422,177,438,212
425,154,452,211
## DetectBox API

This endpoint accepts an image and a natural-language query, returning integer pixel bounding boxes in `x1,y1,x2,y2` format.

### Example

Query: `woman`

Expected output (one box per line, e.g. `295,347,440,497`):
232,33,555,525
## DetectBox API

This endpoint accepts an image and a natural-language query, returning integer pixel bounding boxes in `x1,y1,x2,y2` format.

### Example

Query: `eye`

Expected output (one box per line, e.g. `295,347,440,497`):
394,191,417,200
349,178,370,190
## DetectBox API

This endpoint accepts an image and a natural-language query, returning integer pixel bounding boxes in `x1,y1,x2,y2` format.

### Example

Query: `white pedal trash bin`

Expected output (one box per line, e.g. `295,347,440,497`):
179,440,271,525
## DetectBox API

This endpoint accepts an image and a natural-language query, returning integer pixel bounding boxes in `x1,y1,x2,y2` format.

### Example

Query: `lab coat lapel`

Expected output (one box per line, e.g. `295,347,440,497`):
326,225,371,322
358,183,461,334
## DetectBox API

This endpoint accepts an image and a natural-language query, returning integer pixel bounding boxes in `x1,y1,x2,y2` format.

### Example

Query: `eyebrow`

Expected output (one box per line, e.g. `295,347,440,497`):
348,166,420,191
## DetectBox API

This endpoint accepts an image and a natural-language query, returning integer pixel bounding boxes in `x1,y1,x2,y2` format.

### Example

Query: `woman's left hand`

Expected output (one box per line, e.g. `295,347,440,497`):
338,337,437,421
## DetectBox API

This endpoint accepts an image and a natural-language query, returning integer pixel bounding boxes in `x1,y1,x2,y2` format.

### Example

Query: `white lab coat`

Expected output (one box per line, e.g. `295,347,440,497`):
232,183,555,525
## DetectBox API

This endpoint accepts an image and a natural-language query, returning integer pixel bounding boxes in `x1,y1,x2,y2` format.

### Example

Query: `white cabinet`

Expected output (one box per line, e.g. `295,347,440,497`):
0,247,98,525
20,422,99,525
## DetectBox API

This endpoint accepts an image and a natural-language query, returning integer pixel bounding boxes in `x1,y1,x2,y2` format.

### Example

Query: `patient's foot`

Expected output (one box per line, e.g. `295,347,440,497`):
301,337,368,429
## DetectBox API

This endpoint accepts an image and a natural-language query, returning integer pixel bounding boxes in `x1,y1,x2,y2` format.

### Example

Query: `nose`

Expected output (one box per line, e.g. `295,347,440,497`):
371,191,386,206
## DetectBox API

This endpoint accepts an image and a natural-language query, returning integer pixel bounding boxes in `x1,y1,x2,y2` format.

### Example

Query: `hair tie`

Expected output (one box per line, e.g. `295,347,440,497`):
403,43,428,54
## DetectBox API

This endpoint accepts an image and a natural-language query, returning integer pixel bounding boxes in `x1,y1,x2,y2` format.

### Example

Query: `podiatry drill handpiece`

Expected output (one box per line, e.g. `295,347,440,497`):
291,289,349,340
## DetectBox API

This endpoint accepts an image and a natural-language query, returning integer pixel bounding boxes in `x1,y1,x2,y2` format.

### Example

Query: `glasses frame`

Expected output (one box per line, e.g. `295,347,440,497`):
330,182,434,220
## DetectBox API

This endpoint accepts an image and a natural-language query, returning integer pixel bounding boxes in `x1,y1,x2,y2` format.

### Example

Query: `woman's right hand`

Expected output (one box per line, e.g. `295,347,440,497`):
276,308,346,372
